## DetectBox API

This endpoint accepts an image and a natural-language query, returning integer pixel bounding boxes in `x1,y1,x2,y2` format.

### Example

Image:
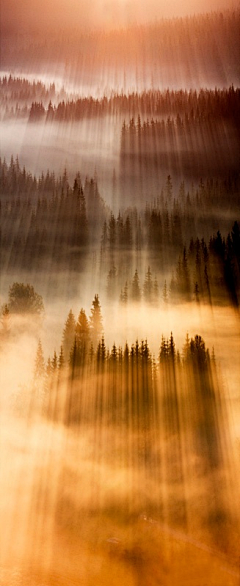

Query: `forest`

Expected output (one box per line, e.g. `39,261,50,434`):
0,5,240,586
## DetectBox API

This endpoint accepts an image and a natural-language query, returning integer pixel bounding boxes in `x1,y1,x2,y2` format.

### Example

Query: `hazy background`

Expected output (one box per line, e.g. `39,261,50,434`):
2,0,239,32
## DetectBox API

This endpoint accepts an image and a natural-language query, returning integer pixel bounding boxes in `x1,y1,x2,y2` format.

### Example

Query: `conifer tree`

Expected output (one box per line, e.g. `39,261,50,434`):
46,357,52,378
76,309,90,341
153,276,159,304
34,339,45,380
120,282,128,304
169,332,175,363
62,309,76,361
89,294,103,347
51,351,58,371
143,267,153,302
162,280,168,303
131,270,141,302
106,266,117,298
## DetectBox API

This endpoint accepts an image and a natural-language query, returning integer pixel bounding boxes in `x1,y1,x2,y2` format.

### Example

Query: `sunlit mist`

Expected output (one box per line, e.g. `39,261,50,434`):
0,3,240,586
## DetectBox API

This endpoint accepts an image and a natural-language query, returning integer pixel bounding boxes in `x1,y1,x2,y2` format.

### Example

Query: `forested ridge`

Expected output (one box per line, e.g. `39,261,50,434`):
1,81,239,120
1,157,239,306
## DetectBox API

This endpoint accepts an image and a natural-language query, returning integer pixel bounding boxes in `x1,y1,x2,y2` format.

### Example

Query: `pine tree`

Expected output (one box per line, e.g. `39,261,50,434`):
153,276,159,304
106,266,117,298
169,332,175,363
159,336,168,363
62,309,76,361
143,266,153,302
75,308,90,364
124,215,132,246
46,100,54,121
34,340,45,380
46,357,52,377
58,346,64,369
162,280,168,303
182,333,190,362
101,220,108,248
89,294,103,347
51,351,58,371
120,282,128,304
108,213,116,247
76,308,90,343
131,269,141,302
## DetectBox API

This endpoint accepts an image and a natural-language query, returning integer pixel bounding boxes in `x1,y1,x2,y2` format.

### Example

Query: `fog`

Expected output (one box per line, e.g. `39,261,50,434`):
1,5,240,585
0,118,119,203
2,0,237,33
1,302,240,585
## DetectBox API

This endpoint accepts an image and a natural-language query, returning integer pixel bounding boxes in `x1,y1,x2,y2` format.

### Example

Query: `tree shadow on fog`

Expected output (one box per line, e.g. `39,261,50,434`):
31,328,238,558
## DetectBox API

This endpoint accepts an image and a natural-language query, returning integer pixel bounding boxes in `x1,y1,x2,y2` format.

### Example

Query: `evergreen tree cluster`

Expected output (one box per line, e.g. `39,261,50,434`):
170,223,240,305
1,157,239,307
35,328,218,443
0,160,109,270
1,179,88,269
120,113,239,183
29,325,226,533
1,78,239,124
101,212,133,250
0,75,56,104
62,294,103,364
143,175,240,251
25,87,240,123
117,267,159,305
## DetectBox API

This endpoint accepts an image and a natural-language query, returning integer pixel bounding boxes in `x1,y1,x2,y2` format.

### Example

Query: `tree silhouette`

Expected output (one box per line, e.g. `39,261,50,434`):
34,340,45,380
8,283,44,315
106,266,117,298
89,294,103,347
162,280,168,303
76,309,90,344
120,282,128,304
131,269,141,302
143,267,153,302
62,309,76,361
58,346,65,370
